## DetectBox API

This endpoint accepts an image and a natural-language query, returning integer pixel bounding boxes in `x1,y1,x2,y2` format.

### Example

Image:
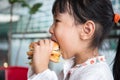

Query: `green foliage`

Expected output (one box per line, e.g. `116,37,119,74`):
9,0,24,4
8,0,42,15
29,3,42,14
9,0,18,4
21,1,30,8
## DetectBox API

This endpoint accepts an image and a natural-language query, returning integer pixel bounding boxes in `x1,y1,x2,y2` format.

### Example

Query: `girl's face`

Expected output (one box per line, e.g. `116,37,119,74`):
49,12,84,59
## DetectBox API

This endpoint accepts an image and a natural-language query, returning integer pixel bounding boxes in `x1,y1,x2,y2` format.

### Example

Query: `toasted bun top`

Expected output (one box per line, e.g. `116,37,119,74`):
29,42,36,50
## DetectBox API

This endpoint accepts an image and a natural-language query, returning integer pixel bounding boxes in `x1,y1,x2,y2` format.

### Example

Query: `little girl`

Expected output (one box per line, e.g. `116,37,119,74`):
28,0,117,80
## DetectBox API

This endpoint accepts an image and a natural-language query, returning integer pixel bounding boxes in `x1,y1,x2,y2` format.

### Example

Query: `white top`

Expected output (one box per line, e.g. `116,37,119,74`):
27,56,114,80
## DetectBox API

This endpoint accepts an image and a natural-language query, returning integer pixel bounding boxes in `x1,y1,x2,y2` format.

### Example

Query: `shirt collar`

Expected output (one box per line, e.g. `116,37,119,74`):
62,56,106,78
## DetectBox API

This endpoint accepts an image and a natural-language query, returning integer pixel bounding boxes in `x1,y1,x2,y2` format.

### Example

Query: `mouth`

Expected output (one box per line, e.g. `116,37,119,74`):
50,36,56,42
50,37,59,46
50,36,62,53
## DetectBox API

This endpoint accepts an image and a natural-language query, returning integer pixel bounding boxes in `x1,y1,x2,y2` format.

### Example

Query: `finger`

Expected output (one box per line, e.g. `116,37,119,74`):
50,40,54,51
33,43,40,54
38,40,44,46
44,39,50,45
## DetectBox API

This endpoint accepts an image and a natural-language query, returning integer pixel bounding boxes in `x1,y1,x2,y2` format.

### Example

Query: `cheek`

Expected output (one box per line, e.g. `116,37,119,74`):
54,26,78,59
57,33,75,59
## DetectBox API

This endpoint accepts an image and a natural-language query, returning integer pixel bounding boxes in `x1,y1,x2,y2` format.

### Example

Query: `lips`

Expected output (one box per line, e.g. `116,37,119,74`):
50,33,58,40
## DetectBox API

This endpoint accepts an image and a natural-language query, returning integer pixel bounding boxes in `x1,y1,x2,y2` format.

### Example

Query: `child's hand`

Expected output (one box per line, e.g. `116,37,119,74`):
32,39,53,74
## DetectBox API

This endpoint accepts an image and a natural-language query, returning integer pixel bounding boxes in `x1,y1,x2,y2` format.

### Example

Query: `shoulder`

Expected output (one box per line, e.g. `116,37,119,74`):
83,62,110,72
71,62,113,80
81,62,113,77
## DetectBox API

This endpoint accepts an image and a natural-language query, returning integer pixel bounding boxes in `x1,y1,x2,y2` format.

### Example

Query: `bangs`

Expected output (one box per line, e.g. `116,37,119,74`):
52,0,72,15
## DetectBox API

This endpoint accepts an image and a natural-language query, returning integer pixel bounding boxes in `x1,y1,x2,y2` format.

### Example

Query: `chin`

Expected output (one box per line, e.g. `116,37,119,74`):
62,55,69,59
62,55,75,60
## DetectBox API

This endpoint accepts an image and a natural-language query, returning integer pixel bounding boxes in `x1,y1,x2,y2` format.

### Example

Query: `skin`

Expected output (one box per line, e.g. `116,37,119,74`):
32,12,99,74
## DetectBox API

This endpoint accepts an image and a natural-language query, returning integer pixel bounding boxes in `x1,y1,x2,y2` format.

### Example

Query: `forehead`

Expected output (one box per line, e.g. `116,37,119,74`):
53,12,73,19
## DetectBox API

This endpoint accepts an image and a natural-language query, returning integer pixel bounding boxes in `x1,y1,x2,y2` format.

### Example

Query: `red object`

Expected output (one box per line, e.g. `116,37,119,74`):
0,66,28,80
90,60,95,64
114,14,120,23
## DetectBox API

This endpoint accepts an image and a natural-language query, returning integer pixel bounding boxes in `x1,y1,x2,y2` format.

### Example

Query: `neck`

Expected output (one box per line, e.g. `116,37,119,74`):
74,48,99,65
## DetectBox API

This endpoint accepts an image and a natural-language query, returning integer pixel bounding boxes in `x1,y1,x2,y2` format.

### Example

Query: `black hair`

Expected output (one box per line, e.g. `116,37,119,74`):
52,0,115,48
113,37,120,80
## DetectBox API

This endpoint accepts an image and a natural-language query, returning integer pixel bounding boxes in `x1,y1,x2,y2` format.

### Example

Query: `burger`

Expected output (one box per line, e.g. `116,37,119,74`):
27,41,61,65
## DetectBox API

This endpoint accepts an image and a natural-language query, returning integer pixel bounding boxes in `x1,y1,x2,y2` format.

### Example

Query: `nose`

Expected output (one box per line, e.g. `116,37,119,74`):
49,23,54,35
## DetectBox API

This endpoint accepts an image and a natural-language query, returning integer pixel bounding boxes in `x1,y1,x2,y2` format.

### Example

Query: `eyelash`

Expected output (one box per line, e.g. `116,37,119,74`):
54,19,60,23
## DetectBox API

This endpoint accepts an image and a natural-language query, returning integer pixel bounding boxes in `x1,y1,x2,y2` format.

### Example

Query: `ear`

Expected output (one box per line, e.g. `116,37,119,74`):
80,20,95,40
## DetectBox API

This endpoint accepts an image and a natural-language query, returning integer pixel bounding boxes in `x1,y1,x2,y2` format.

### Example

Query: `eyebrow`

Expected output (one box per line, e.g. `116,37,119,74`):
54,13,63,19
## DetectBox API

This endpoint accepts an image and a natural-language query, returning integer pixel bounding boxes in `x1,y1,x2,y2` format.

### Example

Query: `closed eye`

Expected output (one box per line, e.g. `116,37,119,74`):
54,19,61,23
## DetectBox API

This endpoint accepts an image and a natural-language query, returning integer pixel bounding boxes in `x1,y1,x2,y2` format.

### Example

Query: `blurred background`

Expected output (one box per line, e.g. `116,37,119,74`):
0,0,120,74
